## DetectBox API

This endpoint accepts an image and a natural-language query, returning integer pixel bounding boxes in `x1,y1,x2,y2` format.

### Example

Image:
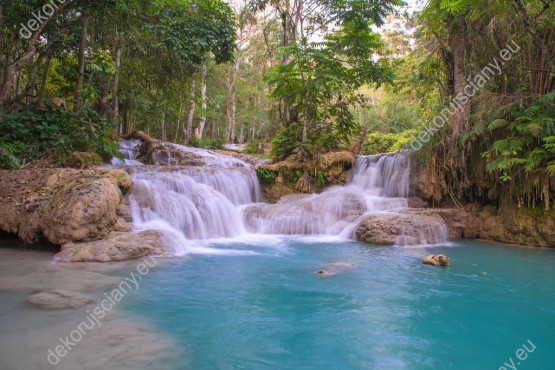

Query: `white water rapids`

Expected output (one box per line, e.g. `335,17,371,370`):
113,142,447,254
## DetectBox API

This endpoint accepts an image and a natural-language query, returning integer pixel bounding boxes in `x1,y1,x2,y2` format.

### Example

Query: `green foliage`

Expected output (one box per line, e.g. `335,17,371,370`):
0,103,120,167
245,138,265,154
361,130,418,155
266,31,392,159
151,0,236,66
256,168,277,183
191,137,225,149
462,92,555,182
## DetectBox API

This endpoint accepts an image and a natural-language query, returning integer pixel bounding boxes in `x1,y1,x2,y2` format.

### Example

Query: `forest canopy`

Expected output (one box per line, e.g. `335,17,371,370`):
0,0,553,210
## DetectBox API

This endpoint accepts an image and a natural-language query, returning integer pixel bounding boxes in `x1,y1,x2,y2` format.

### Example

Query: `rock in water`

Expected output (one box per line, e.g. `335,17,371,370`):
28,290,93,309
314,270,336,277
55,230,167,262
422,254,450,267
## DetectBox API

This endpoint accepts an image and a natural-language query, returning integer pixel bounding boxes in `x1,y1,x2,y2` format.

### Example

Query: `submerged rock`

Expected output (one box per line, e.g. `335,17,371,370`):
422,254,450,267
55,231,167,262
314,270,336,277
324,262,356,269
28,289,93,309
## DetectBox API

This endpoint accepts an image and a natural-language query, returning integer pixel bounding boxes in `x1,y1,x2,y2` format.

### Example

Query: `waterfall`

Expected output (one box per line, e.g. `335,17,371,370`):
110,139,446,251
124,145,262,253
243,152,411,235
111,139,143,166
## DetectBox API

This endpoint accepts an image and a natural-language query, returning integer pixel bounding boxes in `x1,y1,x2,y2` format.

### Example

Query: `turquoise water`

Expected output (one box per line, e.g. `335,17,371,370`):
123,238,555,370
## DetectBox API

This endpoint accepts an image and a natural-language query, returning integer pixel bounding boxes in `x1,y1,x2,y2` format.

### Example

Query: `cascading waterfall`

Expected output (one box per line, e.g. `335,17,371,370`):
243,152,412,236
113,140,446,252
124,145,262,253
111,139,143,166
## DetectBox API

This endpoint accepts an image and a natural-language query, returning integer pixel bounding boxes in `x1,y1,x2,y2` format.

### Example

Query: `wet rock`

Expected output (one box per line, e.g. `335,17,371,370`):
422,254,450,267
355,213,447,245
399,208,482,239
324,262,356,269
314,270,336,277
257,151,355,202
28,289,93,309
55,230,167,262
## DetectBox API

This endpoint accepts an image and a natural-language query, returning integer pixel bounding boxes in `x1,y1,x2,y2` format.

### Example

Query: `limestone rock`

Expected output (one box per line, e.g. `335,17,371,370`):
66,152,103,169
355,212,447,245
399,208,482,239
28,289,93,309
54,230,167,262
479,205,555,248
0,168,132,245
422,254,450,267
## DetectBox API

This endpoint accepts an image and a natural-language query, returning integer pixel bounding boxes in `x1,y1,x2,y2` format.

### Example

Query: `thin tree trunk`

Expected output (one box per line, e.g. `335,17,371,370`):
226,73,232,141
184,79,196,145
37,56,51,102
174,92,183,143
302,75,311,143
161,111,166,142
449,15,467,139
238,126,244,144
73,15,90,112
198,61,208,140
112,45,122,116
0,1,71,105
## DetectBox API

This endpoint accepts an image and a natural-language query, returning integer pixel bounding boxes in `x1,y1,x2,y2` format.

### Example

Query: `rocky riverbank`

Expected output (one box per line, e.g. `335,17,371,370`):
1,143,553,264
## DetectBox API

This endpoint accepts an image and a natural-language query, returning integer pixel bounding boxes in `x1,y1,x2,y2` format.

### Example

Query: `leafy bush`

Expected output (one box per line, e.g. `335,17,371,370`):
245,138,265,154
361,130,418,155
271,123,349,160
463,91,555,179
0,102,120,168
256,168,277,183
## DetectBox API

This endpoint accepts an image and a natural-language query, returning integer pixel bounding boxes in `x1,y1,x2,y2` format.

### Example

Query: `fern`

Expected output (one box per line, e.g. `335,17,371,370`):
488,118,508,131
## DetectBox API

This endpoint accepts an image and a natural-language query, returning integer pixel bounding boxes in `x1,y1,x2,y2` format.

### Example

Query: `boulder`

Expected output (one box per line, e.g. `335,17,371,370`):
28,289,93,309
54,230,167,262
355,212,447,245
399,208,482,239
0,168,132,245
422,254,450,267
65,152,103,169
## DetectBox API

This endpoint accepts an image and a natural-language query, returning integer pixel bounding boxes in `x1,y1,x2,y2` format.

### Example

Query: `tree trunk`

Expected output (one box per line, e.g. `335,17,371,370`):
161,111,166,142
351,122,369,155
226,74,232,140
73,15,90,112
0,1,71,106
226,59,239,143
184,79,196,145
238,126,244,144
112,45,122,116
174,94,183,143
198,61,208,140
37,56,51,102
449,15,467,139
